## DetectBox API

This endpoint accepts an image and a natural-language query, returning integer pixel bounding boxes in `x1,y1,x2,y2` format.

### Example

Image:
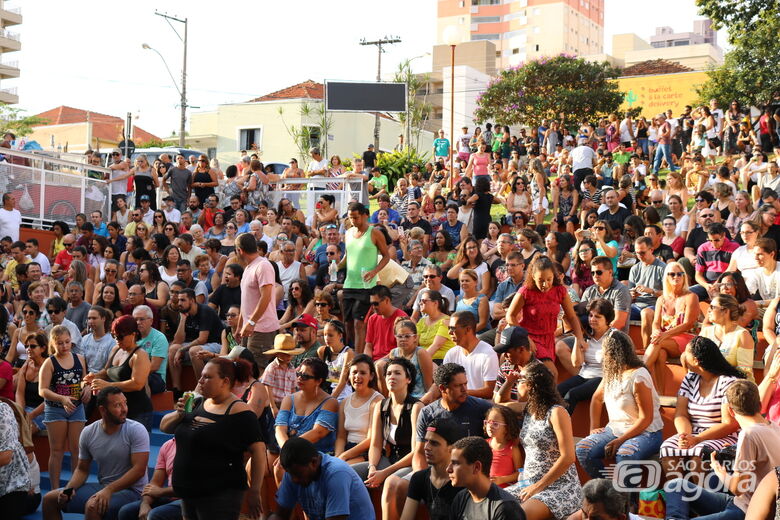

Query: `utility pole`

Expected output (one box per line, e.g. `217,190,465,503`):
155,11,188,148
360,35,401,150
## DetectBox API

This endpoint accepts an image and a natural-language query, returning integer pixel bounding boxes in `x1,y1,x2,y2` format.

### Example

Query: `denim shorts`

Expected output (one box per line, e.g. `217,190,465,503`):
43,401,86,423
25,405,46,431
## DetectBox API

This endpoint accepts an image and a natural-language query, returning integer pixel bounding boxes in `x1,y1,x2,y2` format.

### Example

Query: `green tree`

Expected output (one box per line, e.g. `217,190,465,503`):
695,0,780,107
474,55,624,127
278,102,333,165
0,104,46,137
393,59,432,153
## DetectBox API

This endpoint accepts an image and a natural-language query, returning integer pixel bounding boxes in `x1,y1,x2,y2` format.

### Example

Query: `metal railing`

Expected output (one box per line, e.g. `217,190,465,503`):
0,29,19,41
264,176,364,218
0,148,112,229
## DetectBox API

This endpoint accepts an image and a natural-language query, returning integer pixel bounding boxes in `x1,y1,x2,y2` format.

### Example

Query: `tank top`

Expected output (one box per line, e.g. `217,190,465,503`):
323,345,354,401
25,375,43,407
344,391,382,444
345,225,378,289
106,347,153,417
490,439,517,488
380,394,419,462
47,353,83,407
473,153,490,176
134,167,152,179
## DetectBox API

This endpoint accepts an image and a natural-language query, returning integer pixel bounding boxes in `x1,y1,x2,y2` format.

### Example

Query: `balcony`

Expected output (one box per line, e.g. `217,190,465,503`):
0,6,22,26
0,29,20,52
0,86,19,104
0,59,19,79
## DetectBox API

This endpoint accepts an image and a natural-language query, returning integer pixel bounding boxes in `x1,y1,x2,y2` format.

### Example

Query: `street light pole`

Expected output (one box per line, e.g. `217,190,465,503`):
151,11,188,147
449,43,455,191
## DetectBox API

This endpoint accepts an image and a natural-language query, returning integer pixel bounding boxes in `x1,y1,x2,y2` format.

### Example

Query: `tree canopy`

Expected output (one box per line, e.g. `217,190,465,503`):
473,55,624,127
0,104,46,137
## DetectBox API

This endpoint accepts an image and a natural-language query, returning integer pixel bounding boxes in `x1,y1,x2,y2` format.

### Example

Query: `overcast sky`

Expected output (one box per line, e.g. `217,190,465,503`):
11,0,723,139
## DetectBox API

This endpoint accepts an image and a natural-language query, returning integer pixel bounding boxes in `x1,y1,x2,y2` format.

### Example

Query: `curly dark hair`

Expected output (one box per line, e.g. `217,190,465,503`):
431,230,454,253
486,405,520,442
434,362,465,387
523,362,566,420
602,330,645,391
714,271,752,303
688,336,745,379
386,356,418,396
288,279,313,310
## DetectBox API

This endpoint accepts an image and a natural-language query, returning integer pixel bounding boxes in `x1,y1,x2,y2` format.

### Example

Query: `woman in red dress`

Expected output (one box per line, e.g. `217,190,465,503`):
507,255,585,379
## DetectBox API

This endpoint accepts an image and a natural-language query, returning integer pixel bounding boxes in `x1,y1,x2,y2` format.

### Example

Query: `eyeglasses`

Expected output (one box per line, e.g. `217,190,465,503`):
667,272,685,278
395,333,416,340
104,269,117,274
579,248,592,253
592,226,605,231
591,270,605,276
718,282,736,289
47,309,62,314
226,313,238,318
326,252,337,256
314,302,328,307
423,274,438,279
483,420,506,428
369,301,381,307
296,372,316,381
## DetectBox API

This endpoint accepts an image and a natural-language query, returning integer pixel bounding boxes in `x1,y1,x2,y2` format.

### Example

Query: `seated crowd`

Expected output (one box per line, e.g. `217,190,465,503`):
5,116,780,520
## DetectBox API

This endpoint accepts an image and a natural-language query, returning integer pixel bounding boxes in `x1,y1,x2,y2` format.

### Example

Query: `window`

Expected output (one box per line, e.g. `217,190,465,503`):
207,147,217,160
459,0,465,6
473,16,500,23
503,28,527,40
496,50,502,57
535,44,540,51
473,33,499,40
238,127,262,151
512,48,520,54
504,10,526,20
303,125,321,149
474,0,500,5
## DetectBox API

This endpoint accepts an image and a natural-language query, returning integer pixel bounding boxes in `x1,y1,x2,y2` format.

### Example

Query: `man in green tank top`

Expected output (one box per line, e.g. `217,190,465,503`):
340,202,390,353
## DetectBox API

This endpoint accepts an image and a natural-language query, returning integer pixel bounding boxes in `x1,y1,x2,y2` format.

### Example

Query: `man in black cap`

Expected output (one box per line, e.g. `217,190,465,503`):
139,195,154,225
162,196,181,224
492,325,537,407
362,143,377,169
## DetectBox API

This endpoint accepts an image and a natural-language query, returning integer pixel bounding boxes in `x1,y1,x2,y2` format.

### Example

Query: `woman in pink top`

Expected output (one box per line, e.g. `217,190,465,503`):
466,142,492,178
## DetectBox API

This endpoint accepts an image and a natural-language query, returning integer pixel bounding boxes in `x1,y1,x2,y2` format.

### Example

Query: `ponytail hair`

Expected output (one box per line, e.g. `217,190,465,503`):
208,357,253,386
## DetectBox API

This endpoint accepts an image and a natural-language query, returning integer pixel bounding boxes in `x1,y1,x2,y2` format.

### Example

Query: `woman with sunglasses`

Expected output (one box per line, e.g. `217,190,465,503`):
162,221,179,243
274,358,339,481
317,319,354,401
94,259,127,303
645,261,700,392
699,293,755,382
220,221,238,255
380,319,433,399
504,362,581,520
577,219,618,273
416,289,454,364
14,331,48,433
85,315,153,431
706,272,758,331
278,279,315,332
150,210,167,236
139,260,170,309
576,330,663,481
132,154,160,210
192,157,218,208
134,221,153,251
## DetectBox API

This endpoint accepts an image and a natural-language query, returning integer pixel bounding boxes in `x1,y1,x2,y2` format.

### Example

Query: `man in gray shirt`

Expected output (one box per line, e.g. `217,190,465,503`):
625,237,666,348
42,387,149,520
163,154,193,211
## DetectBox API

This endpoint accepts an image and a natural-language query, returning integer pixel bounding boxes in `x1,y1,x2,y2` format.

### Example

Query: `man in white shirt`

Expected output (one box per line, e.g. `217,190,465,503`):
441,311,499,399
162,196,182,224
0,192,21,241
745,238,780,305
619,114,635,146
306,147,328,181
571,138,596,192
25,238,51,274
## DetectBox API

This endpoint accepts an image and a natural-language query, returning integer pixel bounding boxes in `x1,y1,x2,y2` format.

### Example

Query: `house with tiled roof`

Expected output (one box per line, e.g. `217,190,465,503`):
27,106,162,153
184,80,433,169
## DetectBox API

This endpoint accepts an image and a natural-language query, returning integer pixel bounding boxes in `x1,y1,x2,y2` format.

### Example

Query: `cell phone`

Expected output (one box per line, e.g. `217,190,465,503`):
63,488,74,497
583,230,592,239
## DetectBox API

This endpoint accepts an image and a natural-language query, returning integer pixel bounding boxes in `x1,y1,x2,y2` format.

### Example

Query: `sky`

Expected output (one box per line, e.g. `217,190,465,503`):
10,0,725,139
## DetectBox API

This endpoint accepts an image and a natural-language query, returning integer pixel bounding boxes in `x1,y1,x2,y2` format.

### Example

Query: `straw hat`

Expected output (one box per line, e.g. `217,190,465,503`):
266,333,305,356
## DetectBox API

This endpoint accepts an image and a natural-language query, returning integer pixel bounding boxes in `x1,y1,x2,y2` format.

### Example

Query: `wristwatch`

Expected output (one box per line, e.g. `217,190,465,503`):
248,319,256,327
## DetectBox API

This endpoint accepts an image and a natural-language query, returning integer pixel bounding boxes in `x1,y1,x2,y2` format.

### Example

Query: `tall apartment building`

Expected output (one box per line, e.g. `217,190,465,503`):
650,19,717,48
0,0,20,104
436,0,604,70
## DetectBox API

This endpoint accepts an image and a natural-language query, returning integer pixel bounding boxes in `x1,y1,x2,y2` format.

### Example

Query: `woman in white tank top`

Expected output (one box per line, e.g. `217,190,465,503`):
335,354,383,464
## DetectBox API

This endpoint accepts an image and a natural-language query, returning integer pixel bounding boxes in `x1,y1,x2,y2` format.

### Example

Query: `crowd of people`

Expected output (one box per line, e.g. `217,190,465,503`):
4,102,780,520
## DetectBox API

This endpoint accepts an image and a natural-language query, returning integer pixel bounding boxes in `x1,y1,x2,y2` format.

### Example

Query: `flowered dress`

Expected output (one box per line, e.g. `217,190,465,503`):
506,405,582,519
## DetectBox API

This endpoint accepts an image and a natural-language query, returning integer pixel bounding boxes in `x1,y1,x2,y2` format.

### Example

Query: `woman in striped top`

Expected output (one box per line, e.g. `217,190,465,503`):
659,336,744,481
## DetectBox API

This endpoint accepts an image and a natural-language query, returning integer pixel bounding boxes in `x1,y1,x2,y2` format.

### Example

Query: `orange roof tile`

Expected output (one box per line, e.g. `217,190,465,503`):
247,80,324,102
33,106,162,144
621,59,693,77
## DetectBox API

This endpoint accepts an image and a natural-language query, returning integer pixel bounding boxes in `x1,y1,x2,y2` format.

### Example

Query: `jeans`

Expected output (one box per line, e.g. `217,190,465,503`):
638,138,649,155
664,478,745,520
689,284,710,303
653,143,676,173
557,375,602,414
61,483,141,520
576,426,663,478
118,498,182,520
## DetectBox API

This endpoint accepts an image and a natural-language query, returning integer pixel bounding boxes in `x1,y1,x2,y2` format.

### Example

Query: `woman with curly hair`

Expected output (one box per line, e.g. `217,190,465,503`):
576,330,663,479
446,236,490,296
278,279,314,331
659,336,743,482
505,363,582,520
571,239,597,296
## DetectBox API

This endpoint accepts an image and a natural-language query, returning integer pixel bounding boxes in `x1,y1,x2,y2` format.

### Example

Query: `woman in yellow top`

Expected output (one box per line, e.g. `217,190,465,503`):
415,289,454,363
700,294,755,381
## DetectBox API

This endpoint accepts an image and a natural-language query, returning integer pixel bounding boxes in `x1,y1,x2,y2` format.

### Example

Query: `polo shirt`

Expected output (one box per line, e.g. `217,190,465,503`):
93,222,109,237
365,308,408,360
443,341,499,390
695,238,738,283
138,328,169,378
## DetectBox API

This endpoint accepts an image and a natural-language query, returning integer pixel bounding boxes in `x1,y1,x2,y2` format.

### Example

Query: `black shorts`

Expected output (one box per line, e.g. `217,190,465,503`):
342,288,371,321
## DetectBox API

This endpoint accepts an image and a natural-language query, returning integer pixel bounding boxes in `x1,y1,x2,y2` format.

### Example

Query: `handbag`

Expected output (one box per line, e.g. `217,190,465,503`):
637,489,665,519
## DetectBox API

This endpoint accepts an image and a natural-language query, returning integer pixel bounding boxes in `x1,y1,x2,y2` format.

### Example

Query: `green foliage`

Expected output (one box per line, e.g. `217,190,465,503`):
137,138,178,148
695,1,780,107
0,105,46,137
393,59,433,153
474,55,624,127
277,102,333,165
373,148,430,190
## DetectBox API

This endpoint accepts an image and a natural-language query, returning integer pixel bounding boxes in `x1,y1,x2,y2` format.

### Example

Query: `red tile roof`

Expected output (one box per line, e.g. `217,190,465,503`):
247,80,324,102
33,106,162,144
621,59,693,77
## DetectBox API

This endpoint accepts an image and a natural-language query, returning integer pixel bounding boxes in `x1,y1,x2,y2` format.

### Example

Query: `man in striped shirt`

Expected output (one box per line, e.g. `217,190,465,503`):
692,222,738,302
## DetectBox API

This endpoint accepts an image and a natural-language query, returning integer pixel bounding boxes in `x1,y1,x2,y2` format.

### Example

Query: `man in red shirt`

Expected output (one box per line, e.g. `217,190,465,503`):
52,234,76,280
365,284,407,360
197,194,222,232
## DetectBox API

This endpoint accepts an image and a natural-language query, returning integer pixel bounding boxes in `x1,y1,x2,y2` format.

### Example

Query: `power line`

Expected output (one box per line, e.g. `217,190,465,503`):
360,35,402,149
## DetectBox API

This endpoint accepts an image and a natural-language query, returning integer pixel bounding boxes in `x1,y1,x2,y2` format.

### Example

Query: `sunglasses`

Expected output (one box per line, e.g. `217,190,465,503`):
25,343,40,348
23,310,36,316
315,302,328,307
423,274,438,279
369,301,381,307
296,372,316,381
651,200,663,205
667,272,685,278
591,270,605,276
592,226,605,230
326,252,337,256
64,242,74,247
695,198,705,203
226,313,239,318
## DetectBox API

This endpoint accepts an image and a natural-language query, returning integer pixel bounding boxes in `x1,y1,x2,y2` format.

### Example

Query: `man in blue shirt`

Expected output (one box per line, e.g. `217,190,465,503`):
270,437,374,520
91,210,109,237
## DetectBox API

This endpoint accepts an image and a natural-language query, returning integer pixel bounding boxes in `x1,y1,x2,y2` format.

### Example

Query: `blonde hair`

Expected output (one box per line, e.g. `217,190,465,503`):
662,261,690,297
48,325,72,356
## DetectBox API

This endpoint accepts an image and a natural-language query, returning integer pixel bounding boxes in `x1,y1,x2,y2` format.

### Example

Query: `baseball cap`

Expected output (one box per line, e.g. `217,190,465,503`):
367,144,374,148
494,326,530,354
425,417,466,445
163,195,174,202
140,195,150,201
293,313,318,329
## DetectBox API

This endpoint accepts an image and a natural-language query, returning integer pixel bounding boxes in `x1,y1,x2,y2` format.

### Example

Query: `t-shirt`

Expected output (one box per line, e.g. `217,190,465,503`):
164,208,182,224
695,239,738,283
407,468,464,520
0,207,21,241
208,284,242,320
433,138,450,156
241,256,279,333
138,328,169,378
32,252,51,275
167,167,192,201
276,453,374,520
458,133,473,154
627,258,666,307
66,301,91,332
80,333,115,374
443,341,499,390
368,174,388,192
450,483,525,520
581,280,632,333
362,151,377,168
155,438,176,487
598,206,632,230
365,308,408,360
54,249,73,272
79,419,150,494
571,145,596,171
416,397,492,442
400,217,433,237
183,304,223,344
733,422,780,512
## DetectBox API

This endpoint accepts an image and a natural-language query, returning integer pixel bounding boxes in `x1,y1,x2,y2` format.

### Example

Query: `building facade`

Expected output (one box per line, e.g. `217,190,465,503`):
0,0,21,104
436,0,604,70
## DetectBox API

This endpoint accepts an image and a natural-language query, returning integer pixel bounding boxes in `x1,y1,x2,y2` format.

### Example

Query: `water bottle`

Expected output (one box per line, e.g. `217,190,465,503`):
329,259,338,281
517,467,531,489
